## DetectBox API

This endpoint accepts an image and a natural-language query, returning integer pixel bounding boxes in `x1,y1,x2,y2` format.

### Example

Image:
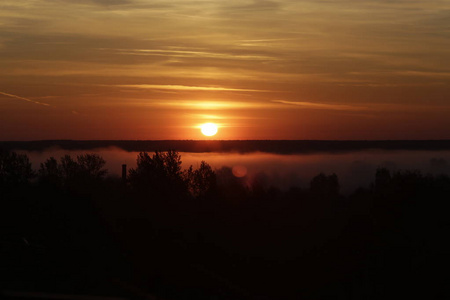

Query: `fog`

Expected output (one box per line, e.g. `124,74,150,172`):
20,147,450,194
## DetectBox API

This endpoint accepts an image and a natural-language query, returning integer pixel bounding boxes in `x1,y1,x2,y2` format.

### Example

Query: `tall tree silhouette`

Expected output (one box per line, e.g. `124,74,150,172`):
38,157,62,187
128,150,187,197
184,161,216,198
310,172,340,197
0,149,35,189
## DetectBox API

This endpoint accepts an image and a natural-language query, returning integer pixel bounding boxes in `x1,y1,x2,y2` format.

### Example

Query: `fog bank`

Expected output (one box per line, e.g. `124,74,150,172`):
18,148,450,194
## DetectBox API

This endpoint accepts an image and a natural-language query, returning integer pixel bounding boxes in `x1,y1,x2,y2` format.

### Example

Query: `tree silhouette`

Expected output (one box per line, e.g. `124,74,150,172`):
211,166,248,206
2,148,450,300
128,150,187,197
310,172,340,197
37,154,107,190
184,161,216,198
76,154,108,179
59,154,79,184
38,157,62,186
0,149,35,188
374,167,391,193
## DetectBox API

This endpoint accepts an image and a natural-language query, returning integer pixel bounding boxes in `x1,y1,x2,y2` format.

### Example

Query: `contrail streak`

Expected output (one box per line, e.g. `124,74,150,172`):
0,91,51,107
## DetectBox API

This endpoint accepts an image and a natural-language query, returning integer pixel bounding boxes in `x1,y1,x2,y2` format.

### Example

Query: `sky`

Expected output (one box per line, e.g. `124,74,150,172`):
1,0,450,140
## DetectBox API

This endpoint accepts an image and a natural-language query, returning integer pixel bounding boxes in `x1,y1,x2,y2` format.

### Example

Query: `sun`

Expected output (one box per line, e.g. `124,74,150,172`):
200,123,218,136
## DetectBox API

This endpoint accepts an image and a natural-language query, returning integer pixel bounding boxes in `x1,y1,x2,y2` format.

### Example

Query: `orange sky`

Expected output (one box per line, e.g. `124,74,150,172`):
1,0,450,140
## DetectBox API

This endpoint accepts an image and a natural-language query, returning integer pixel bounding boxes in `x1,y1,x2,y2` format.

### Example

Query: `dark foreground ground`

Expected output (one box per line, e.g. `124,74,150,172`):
1,149,449,299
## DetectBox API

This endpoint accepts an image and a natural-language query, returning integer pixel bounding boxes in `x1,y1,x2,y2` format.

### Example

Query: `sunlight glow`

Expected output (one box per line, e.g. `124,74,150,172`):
200,123,218,136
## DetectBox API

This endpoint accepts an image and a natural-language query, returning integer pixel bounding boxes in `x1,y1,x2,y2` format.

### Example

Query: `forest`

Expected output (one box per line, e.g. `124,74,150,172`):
2,139,450,154
1,149,450,299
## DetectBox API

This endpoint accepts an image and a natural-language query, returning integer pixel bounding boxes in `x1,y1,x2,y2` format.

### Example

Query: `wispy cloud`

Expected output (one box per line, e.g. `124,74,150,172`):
0,91,51,107
189,113,255,120
394,71,450,78
272,100,369,111
147,100,269,110
273,99,450,113
114,48,278,61
117,84,267,92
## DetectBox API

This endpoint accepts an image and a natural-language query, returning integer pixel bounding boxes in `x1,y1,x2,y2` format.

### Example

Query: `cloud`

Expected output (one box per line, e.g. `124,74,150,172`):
115,48,278,62
80,0,132,5
394,71,450,78
217,0,282,15
117,84,267,92
273,99,450,114
272,100,369,111
189,113,258,120
0,91,51,107
144,100,272,110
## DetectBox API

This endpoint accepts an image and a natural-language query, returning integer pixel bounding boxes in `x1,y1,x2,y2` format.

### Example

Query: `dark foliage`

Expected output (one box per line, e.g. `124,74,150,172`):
0,149,35,189
128,150,186,198
184,161,217,198
1,150,450,300
38,154,107,189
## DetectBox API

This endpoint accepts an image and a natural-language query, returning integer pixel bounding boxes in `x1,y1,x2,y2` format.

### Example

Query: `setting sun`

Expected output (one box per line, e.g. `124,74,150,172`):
200,123,218,136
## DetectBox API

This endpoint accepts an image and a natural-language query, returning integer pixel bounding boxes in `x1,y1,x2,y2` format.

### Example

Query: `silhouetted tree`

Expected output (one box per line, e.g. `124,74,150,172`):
250,172,270,197
37,154,107,192
0,149,35,188
184,161,216,198
38,157,62,187
374,167,391,193
215,166,248,201
59,154,79,184
3,148,450,300
77,153,108,179
128,150,187,197
310,173,340,197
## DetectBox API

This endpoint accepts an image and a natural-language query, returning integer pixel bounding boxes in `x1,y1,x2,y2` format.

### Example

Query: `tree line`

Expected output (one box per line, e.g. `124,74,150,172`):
1,149,450,300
